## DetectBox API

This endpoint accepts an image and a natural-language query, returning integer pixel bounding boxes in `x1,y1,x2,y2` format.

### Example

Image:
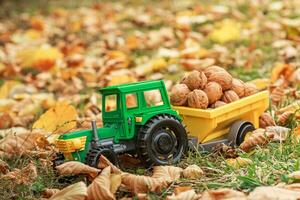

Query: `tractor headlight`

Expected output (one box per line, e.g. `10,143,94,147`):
55,136,87,153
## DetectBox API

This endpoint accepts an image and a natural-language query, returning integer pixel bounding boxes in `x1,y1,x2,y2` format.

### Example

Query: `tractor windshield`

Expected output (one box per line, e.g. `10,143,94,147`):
104,94,118,112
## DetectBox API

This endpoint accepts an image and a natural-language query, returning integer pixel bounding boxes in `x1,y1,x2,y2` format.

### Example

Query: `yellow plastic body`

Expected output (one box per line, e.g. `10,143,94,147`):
172,91,269,143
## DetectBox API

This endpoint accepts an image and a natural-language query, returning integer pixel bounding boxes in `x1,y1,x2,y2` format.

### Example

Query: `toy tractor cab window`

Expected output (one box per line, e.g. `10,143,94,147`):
125,93,138,109
105,94,118,112
144,89,164,107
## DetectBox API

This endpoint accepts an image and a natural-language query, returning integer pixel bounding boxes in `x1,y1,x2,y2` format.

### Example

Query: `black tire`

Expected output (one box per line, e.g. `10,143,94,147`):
85,147,119,168
137,114,188,166
228,120,255,146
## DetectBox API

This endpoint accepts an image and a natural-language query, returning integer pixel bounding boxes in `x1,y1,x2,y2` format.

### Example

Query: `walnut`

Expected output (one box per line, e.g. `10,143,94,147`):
259,113,276,128
204,66,232,91
231,78,245,98
187,89,209,109
244,83,258,97
211,100,227,108
170,84,191,106
203,82,223,104
181,70,207,90
222,90,239,103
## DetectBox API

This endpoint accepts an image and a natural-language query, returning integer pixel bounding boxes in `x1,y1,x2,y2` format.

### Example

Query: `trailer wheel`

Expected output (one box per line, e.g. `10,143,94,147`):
137,114,188,167
52,153,65,168
85,147,119,168
228,120,255,146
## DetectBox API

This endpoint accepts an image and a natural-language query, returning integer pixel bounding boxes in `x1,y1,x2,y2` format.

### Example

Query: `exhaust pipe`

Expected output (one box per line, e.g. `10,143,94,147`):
91,120,100,148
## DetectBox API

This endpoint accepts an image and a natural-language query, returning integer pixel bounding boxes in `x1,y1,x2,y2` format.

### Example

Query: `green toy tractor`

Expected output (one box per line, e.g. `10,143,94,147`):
54,80,188,167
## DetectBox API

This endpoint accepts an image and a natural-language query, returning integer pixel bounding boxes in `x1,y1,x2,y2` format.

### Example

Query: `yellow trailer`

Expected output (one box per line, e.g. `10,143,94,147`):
173,91,269,149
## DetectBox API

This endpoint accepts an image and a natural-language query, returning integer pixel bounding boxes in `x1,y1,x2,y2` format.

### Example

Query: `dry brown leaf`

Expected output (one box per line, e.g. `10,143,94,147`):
239,129,274,152
289,171,300,180
167,189,201,200
56,161,100,178
270,87,285,104
247,186,300,200
0,159,9,174
200,188,246,200
49,181,87,200
1,162,37,184
87,166,117,200
121,172,170,194
98,155,122,174
0,130,48,157
183,165,204,179
266,126,290,141
32,101,77,134
225,157,253,169
42,188,61,198
152,165,183,181
259,113,276,128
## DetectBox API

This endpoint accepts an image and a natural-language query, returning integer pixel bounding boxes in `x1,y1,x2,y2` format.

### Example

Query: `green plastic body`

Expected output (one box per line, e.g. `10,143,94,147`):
57,80,181,162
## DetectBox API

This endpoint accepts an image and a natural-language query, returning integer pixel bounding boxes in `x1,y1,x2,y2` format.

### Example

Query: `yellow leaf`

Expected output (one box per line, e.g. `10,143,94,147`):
226,157,253,169
210,19,241,44
271,63,295,83
0,81,19,99
49,182,87,200
110,173,122,194
32,101,77,134
17,46,62,71
151,58,168,71
24,29,42,40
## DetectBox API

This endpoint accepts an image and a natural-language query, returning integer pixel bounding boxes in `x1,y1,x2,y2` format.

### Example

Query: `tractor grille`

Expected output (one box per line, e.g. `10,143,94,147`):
55,136,87,153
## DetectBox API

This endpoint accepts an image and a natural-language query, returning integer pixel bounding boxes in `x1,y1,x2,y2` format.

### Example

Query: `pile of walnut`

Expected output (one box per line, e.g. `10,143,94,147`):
170,66,258,109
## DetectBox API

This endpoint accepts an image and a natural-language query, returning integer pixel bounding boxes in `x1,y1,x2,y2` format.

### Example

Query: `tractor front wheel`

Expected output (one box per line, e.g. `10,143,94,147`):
85,147,119,168
137,114,188,167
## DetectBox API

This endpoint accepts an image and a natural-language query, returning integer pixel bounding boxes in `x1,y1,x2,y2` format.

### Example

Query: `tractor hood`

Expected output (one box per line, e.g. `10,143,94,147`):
58,127,115,141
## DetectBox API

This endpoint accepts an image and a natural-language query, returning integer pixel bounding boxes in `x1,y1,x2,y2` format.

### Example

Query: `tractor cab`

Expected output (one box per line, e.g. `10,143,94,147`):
55,80,188,168
100,80,177,141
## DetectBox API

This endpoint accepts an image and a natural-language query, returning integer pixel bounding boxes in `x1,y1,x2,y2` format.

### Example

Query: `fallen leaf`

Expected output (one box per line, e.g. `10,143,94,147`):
182,165,204,179
0,80,19,99
49,181,87,200
265,126,290,141
247,186,300,200
87,166,117,200
0,113,13,129
271,63,295,83
289,171,300,180
200,188,246,200
56,161,100,179
0,130,48,157
210,19,241,44
226,157,253,169
0,159,9,174
121,172,170,194
152,165,183,181
1,162,37,184
43,188,61,198
167,189,200,200
239,129,274,152
97,155,122,174
32,101,77,134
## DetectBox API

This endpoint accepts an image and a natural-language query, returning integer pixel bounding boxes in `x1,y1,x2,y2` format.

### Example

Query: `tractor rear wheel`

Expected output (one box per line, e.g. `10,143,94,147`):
85,147,119,168
137,114,188,166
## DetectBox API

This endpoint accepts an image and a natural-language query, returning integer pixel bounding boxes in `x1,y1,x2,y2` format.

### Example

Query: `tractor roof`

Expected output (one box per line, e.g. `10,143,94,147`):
99,80,166,93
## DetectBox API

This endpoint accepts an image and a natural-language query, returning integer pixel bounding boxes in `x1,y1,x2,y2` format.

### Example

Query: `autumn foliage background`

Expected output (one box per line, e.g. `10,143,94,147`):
0,0,300,199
